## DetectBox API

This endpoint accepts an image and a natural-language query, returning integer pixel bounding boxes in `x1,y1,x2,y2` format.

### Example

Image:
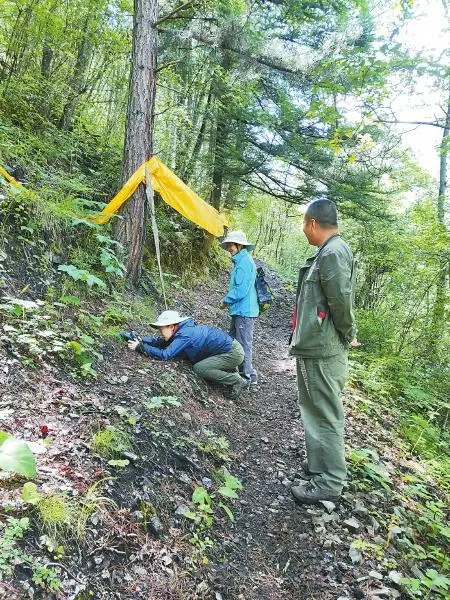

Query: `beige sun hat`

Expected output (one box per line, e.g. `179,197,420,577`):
220,230,254,250
149,310,190,327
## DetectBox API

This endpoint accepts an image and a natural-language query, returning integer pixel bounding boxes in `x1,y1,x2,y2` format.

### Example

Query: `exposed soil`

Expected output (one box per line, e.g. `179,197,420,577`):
0,265,430,599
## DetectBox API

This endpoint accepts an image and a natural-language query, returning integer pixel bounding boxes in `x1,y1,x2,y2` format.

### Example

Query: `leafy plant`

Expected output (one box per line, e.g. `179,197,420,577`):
401,569,450,598
144,395,181,409
348,448,392,490
0,432,36,477
58,264,106,288
0,517,61,591
91,425,131,459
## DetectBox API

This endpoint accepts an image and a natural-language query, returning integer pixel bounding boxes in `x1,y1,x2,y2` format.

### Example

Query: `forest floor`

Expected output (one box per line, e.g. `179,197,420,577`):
0,265,443,600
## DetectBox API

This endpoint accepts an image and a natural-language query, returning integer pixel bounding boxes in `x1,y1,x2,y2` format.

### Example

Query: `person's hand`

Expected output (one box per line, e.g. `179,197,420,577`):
350,338,361,348
219,301,227,310
128,339,140,351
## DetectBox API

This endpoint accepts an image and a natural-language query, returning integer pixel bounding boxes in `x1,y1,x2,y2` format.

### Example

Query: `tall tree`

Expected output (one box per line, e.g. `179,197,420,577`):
115,0,158,284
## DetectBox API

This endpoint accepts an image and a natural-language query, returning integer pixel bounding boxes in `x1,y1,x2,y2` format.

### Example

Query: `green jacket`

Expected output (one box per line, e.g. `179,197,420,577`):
289,233,356,358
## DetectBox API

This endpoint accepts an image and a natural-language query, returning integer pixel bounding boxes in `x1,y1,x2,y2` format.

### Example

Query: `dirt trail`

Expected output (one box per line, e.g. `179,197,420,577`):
1,267,407,600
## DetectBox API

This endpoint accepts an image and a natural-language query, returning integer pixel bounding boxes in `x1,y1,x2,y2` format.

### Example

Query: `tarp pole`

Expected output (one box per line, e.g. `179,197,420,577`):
145,164,167,309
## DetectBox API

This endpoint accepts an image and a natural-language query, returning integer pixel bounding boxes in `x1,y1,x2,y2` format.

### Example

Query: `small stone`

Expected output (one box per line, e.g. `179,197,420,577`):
123,451,138,461
344,517,361,532
261,437,269,444
282,477,291,487
320,500,336,513
354,499,368,517
388,570,403,584
202,477,213,489
369,570,383,580
181,412,192,421
175,504,189,516
149,515,164,536
120,375,129,383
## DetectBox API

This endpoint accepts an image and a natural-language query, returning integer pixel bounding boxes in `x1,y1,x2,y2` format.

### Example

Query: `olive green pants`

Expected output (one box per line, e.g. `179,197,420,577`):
193,339,245,387
296,353,348,494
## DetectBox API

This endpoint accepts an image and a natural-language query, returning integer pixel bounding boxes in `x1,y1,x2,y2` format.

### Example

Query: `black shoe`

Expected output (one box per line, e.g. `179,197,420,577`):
120,330,139,342
291,481,340,505
227,377,250,400
298,459,314,480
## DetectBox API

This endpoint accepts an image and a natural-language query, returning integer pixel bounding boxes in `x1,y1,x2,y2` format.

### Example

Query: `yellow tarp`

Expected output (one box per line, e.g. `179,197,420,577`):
0,157,229,237
87,155,228,236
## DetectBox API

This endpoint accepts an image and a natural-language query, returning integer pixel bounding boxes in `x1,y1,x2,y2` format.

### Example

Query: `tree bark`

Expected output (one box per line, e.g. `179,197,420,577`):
59,15,92,131
429,81,450,357
115,0,157,285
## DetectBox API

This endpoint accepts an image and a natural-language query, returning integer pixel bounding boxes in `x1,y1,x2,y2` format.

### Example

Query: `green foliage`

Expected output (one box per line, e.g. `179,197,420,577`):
401,414,450,460
183,469,243,562
91,425,131,459
0,433,36,477
401,569,450,598
68,334,103,378
144,396,181,409
58,264,106,288
348,448,392,491
0,517,61,591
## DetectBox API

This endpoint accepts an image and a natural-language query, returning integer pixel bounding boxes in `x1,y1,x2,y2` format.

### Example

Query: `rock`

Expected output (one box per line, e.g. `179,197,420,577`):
148,515,164,536
202,477,213,489
354,499,368,517
369,570,383,580
343,517,361,532
320,500,336,513
261,436,269,444
372,586,398,598
178,473,191,484
123,451,138,462
388,570,403,584
181,412,192,421
282,477,291,487
349,545,362,564
175,504,189,516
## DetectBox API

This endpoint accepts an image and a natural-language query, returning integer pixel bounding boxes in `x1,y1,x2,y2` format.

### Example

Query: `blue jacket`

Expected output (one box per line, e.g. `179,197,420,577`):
137,318,233,363
223,249,259,317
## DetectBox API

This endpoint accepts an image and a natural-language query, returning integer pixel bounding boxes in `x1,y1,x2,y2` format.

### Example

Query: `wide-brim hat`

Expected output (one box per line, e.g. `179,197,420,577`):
221,230,254,250
149,310,190,327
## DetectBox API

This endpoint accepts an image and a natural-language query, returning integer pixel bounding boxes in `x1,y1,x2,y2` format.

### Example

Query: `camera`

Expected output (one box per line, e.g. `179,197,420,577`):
120,330,140,342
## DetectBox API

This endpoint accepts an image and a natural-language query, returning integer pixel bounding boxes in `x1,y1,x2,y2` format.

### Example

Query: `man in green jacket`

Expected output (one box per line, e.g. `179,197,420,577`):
290,198,358,504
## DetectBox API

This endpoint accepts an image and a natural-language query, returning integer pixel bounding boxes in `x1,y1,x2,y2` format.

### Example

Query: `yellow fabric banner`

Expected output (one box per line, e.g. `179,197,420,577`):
0,157,229,237
87,155,229,236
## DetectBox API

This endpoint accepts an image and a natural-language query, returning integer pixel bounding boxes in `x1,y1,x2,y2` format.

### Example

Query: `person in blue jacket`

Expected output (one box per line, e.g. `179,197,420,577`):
220,230,259,385
125,310,248,400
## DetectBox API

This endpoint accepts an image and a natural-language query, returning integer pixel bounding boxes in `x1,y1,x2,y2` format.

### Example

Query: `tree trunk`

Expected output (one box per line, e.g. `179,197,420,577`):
59,16,92,131
429,81,450,358
115,0,157,285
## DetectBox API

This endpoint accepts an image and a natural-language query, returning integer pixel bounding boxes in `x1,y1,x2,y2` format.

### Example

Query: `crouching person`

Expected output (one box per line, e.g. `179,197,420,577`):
124,310,249,400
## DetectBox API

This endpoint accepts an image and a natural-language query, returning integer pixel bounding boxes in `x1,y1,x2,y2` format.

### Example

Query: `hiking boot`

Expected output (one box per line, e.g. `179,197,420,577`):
249,373,258,386
299,459,313,480
227,377,249,400
291,481,340,505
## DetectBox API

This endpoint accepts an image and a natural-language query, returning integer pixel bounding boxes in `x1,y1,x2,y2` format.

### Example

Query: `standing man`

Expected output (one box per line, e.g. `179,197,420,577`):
220,231,259,385
290,198,358,504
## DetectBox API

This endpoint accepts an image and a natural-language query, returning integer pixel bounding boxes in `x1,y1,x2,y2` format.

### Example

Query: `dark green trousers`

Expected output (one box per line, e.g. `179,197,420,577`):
193,339,244,387
296,353,348,494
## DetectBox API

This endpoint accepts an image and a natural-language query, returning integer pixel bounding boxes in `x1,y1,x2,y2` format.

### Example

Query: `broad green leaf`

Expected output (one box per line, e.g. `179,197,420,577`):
217,486,238,499
21,482,40,504
0,439,37,477
192,486,210,505
0,431,13,446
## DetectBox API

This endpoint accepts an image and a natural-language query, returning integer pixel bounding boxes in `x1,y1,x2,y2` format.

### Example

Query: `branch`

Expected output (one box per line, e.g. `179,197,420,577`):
156,0,199,26
374,118,446,129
